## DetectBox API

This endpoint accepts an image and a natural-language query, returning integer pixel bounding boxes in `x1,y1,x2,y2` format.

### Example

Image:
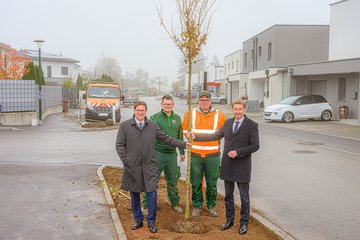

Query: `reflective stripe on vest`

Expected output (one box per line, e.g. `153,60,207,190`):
192,108,219,131
192,145,219,150
192,129,216,134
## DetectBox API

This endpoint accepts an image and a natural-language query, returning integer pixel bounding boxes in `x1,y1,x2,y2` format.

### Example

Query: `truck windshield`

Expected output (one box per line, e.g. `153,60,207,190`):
88,86,119,99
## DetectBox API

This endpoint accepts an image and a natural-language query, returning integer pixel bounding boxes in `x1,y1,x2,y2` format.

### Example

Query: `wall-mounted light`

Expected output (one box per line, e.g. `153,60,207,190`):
265,69,269,79
288,68,294,75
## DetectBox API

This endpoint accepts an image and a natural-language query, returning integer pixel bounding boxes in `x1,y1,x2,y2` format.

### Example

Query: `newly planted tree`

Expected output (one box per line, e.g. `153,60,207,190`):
156,0,218,221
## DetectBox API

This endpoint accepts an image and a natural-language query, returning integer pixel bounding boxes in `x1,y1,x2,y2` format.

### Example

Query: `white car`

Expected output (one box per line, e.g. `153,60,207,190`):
211,95,227,105
264,95,333,123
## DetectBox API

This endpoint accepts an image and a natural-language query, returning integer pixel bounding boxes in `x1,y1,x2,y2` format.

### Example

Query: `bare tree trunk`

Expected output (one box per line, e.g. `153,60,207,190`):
185,62,193,220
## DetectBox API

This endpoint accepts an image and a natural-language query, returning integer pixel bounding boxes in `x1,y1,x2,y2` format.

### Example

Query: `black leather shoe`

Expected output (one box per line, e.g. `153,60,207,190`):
221,221,234,230
239,224,248,235
131,221,143,230
149,223,158,233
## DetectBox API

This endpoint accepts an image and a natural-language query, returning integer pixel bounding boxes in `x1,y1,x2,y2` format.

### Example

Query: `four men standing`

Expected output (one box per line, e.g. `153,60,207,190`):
116,93,259,235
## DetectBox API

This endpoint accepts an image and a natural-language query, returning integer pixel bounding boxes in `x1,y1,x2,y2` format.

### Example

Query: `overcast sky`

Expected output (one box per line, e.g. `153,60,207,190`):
1,0,330,82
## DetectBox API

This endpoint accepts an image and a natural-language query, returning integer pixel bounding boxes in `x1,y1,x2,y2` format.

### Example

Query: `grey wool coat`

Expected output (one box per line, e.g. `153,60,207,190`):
116,116,187,192
195,115,259,183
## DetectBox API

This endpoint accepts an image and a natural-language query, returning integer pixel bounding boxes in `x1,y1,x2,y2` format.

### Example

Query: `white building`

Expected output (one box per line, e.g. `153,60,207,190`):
25,50,80,85
290,0,360,121
224,49,248,103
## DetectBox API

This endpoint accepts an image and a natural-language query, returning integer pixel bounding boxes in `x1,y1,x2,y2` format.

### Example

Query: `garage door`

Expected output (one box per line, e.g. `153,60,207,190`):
310,80,327,98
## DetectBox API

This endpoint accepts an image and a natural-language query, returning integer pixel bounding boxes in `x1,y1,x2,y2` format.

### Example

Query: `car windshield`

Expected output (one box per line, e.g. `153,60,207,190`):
88,86,119,99
279,96,299,105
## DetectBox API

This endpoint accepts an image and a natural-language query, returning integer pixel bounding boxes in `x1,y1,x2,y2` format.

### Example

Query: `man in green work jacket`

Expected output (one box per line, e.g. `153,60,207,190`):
142,95,185,214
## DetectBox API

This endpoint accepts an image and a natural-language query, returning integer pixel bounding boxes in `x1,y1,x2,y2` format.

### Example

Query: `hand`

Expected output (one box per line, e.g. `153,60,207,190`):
228,150,237,158
185,142,191,149
180,155,186,162
186,132,195,139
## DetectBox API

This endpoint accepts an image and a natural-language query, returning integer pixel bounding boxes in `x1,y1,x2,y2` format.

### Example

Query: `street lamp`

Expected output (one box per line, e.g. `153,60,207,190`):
34,39,45,124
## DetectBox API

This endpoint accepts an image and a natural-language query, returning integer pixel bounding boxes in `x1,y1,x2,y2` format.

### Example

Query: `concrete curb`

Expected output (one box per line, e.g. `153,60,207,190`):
0,127,23,131
97,165,127,240
99,165,294,240
251,211,296,240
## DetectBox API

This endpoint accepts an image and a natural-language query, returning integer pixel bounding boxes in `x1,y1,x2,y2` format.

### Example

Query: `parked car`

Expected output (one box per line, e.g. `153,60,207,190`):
263,95,333,123
211,95,227,105
123,95,139,107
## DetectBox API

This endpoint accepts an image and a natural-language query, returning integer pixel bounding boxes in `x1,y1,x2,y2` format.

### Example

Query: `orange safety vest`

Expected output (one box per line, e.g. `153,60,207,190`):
183,107,226,157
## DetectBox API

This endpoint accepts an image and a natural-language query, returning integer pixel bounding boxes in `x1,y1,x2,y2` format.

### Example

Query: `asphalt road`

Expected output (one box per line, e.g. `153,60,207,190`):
1,96,359,240
148,96,360,240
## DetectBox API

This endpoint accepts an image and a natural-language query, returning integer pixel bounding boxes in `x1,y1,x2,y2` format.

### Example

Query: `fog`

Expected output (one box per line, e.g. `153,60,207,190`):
1,0,330,82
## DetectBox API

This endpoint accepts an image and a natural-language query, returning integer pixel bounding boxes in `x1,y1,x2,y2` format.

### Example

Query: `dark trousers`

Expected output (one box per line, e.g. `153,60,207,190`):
224,181,250,225
130,191,157,224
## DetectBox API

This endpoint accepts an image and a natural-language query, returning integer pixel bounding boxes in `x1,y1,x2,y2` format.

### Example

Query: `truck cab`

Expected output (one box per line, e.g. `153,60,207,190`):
84,82,121,122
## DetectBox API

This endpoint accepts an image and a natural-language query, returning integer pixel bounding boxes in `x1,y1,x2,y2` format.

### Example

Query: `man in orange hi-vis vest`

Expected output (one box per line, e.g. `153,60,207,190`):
182,91,226,217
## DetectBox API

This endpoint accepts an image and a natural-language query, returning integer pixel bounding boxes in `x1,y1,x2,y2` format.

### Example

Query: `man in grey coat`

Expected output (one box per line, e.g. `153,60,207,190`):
192,99,259,235
116,101,187,233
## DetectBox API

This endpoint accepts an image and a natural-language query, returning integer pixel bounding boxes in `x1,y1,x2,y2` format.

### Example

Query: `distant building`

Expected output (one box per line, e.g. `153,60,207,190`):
224,49,247,103
243,24,329,108
25,50,80,85
289,0,360,121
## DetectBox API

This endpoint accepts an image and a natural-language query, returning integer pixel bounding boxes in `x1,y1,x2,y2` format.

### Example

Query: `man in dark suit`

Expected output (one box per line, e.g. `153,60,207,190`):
192,99,259,235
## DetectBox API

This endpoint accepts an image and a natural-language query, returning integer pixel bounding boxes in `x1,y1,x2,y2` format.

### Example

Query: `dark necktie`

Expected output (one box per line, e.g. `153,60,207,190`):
233,121,240,133
139,122,143,129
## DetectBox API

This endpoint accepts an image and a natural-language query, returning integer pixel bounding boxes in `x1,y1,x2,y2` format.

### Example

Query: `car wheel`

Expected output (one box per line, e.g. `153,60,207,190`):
321,110,332,121
220,99,227,105
282,111,294,123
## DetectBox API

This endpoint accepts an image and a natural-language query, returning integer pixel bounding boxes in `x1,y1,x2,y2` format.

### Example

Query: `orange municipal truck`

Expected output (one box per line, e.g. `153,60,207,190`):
84,82,121,122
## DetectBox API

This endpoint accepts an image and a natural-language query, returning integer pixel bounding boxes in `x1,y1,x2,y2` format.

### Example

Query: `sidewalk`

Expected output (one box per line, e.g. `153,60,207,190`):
216,104,360,141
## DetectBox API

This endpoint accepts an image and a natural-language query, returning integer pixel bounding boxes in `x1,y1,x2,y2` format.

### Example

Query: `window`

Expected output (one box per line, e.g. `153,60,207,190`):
258,46,262,57
61,66,68,75
267,43,272,60
236,60,239,72
244,53,247,67
338,78,346,101
297,96,312,105
47,66,52,78
228,63,230,70
251,49,254,59
313,95,327,103
231,61,234,69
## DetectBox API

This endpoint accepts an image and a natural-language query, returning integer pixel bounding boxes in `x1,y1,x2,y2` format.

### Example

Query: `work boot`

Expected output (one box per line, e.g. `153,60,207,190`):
192,208,202,217
172,205,183,214
208,208,218,217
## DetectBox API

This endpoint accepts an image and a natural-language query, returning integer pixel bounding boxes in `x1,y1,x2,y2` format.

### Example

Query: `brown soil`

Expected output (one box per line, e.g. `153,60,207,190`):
103,166,280,240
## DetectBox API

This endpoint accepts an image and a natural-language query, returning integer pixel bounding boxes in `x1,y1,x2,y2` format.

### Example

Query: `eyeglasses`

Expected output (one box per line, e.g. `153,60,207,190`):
135,109,146,113
198,99,210,102
162,103,173,106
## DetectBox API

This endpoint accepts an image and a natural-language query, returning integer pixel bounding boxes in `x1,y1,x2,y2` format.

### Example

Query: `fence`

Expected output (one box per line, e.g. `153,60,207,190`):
0,80,37,112
0,80,62,113
62,88,78,108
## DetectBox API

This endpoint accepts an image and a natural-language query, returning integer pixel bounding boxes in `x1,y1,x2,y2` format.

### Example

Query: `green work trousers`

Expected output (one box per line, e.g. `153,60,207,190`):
190,155,220,209
142,151,180,208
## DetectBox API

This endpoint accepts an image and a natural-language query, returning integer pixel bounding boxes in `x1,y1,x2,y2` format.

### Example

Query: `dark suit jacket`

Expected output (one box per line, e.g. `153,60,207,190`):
195,115,259,183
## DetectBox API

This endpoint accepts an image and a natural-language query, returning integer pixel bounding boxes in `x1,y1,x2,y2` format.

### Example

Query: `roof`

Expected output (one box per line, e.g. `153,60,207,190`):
24,49,79,63
288,57,360,75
